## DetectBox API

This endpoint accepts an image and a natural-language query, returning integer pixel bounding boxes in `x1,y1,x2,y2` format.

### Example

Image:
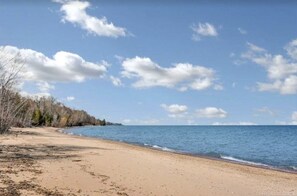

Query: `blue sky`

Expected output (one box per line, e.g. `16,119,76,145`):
0,1,296,125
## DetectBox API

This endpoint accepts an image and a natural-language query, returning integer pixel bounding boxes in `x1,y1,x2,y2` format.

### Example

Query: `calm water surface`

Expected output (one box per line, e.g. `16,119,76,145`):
64,125,297,171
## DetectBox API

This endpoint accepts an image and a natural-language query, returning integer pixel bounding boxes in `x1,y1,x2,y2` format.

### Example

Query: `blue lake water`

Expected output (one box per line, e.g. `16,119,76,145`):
64,125,297,171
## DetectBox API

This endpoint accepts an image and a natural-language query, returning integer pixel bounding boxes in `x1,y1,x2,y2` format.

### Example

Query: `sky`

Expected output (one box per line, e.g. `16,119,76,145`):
0,0,296,125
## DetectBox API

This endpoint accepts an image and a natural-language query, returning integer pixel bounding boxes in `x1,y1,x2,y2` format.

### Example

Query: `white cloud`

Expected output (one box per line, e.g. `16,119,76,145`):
257,75,297,94
0,45,107,83
161,104,188,114
20,91,51,99
196,107,227,118
121,56,220,91
56,0,127,38
189,78,213,90
0,45,108,98
212,122,257,126
285,39,297,60
191,22,218,41
238,27,247,35
36,81,55,93
245,42,266,53
242,40,297,94
66,96,75,101
110,76,122,87
161,104,188,118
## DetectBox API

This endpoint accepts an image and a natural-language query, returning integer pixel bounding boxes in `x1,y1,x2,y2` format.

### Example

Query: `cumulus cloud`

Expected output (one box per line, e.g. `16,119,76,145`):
0,45,108,96
242,40,297,94
121,56,220,91
110,76,122,87
0,45,107,83
55,0,128,38
191,22,218,41
196,107,227,118
257,76,297,94
161,104,188,118
66,96,75,101
285,39,297,60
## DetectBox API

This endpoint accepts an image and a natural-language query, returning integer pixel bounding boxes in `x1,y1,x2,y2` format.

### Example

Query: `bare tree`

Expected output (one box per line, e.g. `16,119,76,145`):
0,47,109,132
0,48,26,134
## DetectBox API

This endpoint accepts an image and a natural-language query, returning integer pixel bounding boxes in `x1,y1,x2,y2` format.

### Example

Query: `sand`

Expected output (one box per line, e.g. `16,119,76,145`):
0,127,296,196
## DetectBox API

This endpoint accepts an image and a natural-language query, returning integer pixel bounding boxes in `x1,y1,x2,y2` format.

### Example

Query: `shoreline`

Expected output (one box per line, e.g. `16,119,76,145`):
1,127,297,195
60,128,297,175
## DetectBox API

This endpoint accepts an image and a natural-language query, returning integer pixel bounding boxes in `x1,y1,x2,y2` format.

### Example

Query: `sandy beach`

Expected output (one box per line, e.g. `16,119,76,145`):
0,127,296,196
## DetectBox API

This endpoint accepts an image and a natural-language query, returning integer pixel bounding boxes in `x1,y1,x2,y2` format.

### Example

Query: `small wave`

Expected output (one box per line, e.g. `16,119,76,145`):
152,145,175,152
291,166,297,170
220,155,269,167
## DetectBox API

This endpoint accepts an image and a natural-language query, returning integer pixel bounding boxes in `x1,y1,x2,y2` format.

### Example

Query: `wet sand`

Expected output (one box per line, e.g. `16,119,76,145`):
0,127,296,196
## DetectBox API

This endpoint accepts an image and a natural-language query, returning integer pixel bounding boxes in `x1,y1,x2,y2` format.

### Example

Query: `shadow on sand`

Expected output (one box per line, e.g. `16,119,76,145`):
0,142,100,196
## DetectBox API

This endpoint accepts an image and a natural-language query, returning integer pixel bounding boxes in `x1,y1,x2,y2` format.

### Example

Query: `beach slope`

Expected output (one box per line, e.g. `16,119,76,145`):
0,127,296,195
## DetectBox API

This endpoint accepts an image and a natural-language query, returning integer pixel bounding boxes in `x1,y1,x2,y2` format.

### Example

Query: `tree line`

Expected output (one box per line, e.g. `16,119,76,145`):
0,49,112,134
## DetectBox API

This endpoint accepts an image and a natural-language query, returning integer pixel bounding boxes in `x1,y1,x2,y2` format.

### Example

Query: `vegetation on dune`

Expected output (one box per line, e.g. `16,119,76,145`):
0,49,112,134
